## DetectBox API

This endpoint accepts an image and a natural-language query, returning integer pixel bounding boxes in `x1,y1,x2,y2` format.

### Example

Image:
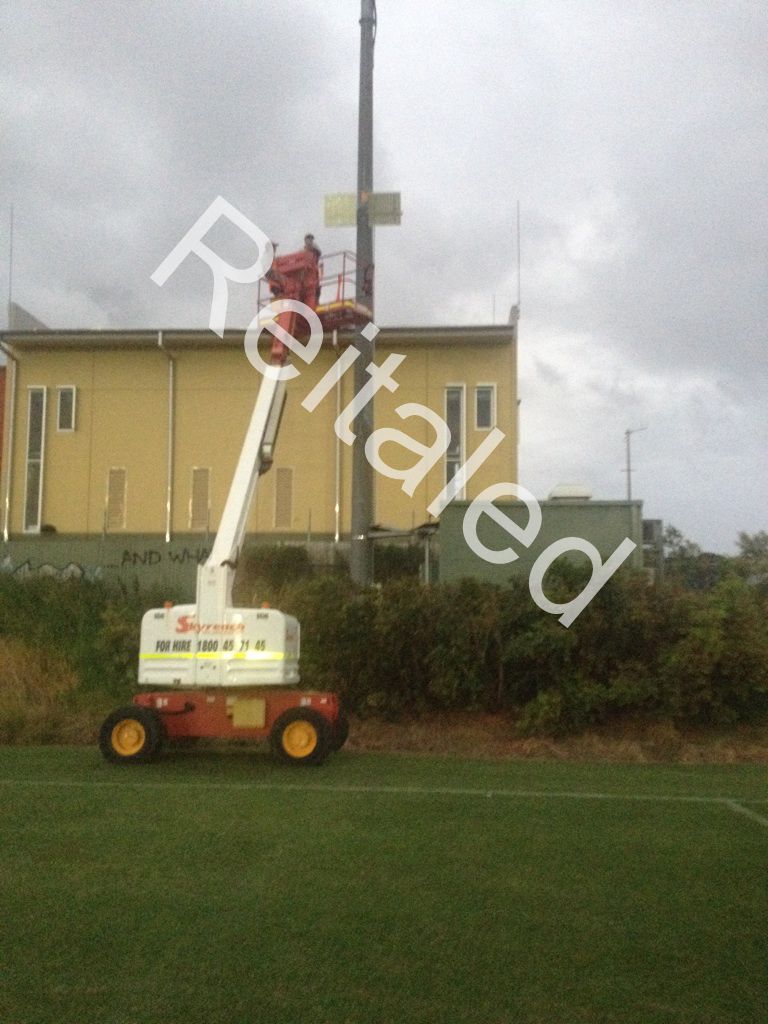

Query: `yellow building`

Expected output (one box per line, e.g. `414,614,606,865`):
0,320,518,542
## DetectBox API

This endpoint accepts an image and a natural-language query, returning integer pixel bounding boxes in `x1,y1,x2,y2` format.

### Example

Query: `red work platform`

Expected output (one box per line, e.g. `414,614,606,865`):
316,298,373,332
258,249,372,334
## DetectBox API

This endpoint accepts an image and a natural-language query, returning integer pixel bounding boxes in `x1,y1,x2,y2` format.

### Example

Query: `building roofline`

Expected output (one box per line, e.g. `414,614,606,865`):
0,323,516,352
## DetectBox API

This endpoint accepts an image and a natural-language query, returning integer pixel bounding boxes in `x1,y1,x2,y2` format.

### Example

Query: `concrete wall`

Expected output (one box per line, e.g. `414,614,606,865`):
0,533,350,599
0,534,211,596
1,499,642,599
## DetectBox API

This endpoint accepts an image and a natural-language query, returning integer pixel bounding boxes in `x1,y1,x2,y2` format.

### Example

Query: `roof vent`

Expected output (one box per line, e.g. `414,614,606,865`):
548,484,593,501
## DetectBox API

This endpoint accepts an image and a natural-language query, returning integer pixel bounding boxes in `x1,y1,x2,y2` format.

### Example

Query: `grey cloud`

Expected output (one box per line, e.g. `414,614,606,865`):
1,0,765,549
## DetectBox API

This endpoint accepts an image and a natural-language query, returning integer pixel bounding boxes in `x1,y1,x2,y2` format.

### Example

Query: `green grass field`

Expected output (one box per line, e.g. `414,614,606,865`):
0,746,765,1024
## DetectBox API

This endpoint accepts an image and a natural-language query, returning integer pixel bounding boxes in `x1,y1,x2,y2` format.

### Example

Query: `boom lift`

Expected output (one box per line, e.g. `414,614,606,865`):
99,242,364,767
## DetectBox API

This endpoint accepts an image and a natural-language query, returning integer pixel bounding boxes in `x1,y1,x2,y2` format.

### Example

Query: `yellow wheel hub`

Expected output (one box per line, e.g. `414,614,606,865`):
282,719,318,758
111,718,146,756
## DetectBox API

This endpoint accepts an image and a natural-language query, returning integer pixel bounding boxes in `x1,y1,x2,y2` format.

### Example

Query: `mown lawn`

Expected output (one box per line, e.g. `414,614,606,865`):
0,746,765,1024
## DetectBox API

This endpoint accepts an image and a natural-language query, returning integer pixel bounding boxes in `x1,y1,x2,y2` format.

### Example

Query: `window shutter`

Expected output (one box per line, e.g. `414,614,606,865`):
189,467,210,531
274,467,293,529
57,387,76,431
106,469,127,530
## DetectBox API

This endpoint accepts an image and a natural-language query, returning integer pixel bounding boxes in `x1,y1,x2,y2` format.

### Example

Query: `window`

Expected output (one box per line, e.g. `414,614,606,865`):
475,384,495,430
24,387,46,532
189,467,210,531
57,386,76,431
106,468,127,530
444,385,465,491
274,467,293,529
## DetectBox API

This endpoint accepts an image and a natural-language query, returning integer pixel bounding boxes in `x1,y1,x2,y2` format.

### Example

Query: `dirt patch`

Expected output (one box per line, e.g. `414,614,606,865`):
345,712,768,764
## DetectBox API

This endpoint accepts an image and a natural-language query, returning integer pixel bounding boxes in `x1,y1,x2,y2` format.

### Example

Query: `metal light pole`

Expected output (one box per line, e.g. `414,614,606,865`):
625,426,647,501
350,0,376,585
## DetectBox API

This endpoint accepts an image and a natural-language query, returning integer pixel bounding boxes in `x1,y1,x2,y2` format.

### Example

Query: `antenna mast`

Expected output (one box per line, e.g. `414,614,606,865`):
7,204,14,328
516,200,521,310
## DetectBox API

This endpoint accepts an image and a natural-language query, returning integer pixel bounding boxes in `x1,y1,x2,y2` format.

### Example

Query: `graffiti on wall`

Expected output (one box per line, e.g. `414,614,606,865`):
119,546,210,568
0,545,210,583
1,556,93,581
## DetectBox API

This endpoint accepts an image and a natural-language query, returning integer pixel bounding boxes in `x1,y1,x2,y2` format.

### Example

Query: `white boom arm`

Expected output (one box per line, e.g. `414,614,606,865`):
194,253,320,626
196,366,286,624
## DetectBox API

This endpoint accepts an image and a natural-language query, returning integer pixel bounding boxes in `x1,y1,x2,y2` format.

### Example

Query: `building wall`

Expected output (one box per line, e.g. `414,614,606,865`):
439,499,644,585
1,326,517,540
5,348,168,535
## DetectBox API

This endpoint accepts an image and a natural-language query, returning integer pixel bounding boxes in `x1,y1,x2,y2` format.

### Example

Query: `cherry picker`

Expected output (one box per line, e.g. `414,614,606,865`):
99,241,366,767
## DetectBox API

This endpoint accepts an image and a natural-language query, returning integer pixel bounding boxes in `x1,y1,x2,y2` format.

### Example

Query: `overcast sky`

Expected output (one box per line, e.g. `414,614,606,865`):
2,0,766,553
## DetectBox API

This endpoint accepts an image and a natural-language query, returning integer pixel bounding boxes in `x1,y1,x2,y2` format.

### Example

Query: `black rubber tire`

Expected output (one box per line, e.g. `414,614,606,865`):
99,706,164,764
270,707,331,766
330,707,350,752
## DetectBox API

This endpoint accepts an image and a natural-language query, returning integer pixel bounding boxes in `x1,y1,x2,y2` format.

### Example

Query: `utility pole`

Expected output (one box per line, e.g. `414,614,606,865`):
350,0,377,585
625,426,647,501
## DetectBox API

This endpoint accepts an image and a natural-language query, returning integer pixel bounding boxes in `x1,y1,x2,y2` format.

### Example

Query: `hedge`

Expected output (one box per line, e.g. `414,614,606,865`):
0,564,766,741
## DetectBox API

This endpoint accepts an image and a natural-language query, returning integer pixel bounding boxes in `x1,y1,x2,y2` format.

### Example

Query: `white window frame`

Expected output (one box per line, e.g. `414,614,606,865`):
56,386,77,432
444,383,466,499
23,386,47,534
475,383,496,431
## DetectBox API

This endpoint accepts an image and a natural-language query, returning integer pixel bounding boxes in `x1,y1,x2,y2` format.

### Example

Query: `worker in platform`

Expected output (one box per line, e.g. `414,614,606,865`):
304,233,322,261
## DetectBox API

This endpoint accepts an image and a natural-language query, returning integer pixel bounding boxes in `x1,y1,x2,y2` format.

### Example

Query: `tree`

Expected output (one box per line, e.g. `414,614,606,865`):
663,526,730,590
663,525,701,562
736,530,768,562
735,530,768,593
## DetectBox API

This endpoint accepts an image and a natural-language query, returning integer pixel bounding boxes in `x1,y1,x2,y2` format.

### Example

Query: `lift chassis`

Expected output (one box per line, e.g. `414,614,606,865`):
101,688,348,768
99,241,354,767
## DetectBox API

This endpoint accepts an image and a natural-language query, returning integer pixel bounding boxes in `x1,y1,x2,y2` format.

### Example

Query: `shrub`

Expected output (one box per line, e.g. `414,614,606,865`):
0,636,78,743
238,544,315,601
372,543,424,583
279,575,379,707
658,578,768,724
428,579,505,710
517,678,607,737
498,578,578,708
